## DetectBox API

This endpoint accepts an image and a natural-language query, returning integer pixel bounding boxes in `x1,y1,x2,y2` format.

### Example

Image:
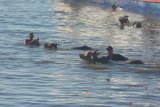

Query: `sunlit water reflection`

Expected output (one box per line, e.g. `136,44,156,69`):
0,0,160,107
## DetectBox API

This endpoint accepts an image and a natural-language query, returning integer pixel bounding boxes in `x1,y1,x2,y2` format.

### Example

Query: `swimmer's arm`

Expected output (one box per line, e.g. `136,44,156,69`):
24,39,30,45
28,38,39,44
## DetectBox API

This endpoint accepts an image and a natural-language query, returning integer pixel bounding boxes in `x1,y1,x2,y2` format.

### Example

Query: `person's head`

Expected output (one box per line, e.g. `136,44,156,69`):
28,32,34,40
112,4,116,9
106,46,113,55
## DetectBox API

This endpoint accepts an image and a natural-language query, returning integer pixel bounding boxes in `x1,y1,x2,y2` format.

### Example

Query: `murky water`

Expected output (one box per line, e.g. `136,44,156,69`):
0,0,160,107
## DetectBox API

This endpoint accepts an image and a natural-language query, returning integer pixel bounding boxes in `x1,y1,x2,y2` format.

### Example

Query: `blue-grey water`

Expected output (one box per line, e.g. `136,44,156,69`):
0,0,160,107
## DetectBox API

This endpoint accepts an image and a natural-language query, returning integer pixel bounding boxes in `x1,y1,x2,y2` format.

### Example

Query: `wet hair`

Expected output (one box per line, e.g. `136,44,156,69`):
112,4,117,10
28,32,34,38
106,46,113,51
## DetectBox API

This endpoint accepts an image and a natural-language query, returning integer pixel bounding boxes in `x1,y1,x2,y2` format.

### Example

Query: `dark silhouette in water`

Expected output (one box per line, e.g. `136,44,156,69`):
105,46,128,61
43,43,92,50
72,46,93,50
79,51,103,64
126,60,144,64
44,43,58,49
112,4,118,11
24,33,40,46
133,21,142,28
91,46,128,63
79,46,144,64
119,16,129,29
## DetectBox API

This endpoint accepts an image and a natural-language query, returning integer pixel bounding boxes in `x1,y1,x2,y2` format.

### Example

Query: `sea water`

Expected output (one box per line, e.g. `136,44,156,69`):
0,0,160,107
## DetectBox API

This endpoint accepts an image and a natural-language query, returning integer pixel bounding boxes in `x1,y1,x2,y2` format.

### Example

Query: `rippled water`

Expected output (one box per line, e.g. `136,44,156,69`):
0,0,160,107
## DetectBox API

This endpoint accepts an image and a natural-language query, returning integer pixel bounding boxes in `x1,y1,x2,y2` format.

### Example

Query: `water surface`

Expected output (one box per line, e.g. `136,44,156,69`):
0,0,160,107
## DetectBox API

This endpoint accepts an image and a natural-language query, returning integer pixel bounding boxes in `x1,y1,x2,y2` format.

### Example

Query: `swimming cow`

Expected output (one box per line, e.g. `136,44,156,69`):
43,44,93,50
44,43,58,49
133,21,142,28
79,46,144,64
72,46,93,50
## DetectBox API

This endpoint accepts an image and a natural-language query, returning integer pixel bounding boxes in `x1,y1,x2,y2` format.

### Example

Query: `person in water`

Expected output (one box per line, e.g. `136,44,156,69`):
24,33,40,46
106,46,128,61
44,43,58,49
91,46,128,63
112,4,118,11
119,15,129,29
92,46,143,64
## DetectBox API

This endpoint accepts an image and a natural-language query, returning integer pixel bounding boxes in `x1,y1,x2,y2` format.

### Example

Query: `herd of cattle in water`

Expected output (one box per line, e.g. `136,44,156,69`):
111,4,142,29
23,4,144,65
